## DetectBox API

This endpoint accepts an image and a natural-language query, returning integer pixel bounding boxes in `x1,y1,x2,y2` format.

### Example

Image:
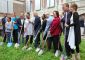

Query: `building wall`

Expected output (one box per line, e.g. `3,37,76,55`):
29,0,85,16
0,1,25,17
13,3,25,16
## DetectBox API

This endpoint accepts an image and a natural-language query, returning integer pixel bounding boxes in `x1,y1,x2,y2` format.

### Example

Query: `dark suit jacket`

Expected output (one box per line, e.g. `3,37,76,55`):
80,19,84,27
61,12,72,35
17,18,25,33
2,17,6,32
34,16,41,35
34,16,41,31
69,12,81,45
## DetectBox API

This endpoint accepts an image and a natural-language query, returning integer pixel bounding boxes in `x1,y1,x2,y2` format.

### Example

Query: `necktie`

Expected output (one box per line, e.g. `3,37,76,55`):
65,12,67,23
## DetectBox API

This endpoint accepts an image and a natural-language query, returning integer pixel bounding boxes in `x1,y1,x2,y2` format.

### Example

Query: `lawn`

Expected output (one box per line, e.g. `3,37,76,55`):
0,36,85,60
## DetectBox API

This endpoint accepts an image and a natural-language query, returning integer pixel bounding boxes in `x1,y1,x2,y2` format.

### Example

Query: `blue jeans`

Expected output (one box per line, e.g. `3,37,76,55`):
6,32,11,43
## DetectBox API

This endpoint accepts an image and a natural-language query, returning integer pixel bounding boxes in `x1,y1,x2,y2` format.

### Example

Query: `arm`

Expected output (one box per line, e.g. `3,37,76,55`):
34,17,41,30
41,20,47,32
16,18,22,28
69,12,79,27
50,18,60,33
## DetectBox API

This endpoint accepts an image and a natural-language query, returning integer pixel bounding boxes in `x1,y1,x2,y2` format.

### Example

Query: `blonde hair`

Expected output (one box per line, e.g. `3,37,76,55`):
71,3,78,11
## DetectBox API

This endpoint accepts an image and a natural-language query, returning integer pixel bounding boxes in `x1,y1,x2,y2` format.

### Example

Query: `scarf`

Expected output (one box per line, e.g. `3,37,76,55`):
67,14,76,49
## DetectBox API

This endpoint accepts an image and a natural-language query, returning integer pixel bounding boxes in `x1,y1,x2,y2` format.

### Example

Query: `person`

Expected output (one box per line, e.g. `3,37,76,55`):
43,13,53,49
61,3,72,59
47,11,62,57
0,13,7,45
33,12,41,52
79,15,84,36
65,4,81,60
5,17,13,47
17,13,25,43
22,12,34,51
37,14,47,55
11,12,19,48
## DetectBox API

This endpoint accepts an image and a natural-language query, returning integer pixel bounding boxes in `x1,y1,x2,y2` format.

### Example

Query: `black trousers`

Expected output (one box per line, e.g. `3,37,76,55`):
65,35,71,56
25,35,33,45
3,30,6,42
47,35,62,53
13,29,18,43
3,33,6,42
34,33,40,48
71,43,80,54
43,33,47,40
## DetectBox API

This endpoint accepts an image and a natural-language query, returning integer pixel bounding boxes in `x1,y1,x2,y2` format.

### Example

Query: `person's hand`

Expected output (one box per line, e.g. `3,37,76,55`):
14,22,17,24
65,23,69,27
20,26,22,28
29,21,31,23
24,28,26,33
11,27,13,30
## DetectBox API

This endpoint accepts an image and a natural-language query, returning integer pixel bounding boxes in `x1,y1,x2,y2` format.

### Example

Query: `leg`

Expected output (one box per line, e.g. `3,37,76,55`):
3,28,6,42
47,37,52,51
22,35,29,50
25,35,29,45
3,32,6,42
13,30,16,43
53,36,59,53
22,33,24,43
42,33,47,49
76,44,79,53
34,33,40,48
7,32,11,43
6,33,9,43
59,40,63,52
14,29,18,43
76,43,80,60
65,35,71,57
26,35,33,51
30,35,33,44
41,40,45,49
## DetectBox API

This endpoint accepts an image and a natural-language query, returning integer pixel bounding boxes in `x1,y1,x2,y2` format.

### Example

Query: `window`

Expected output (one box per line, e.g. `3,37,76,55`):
66,0,72,2
50,0,55,7
47,0,50,8
0,0,13,13
0,0,7,13
47,0,55,8
26,0,31,12
35,0,41,10
7,0,13,13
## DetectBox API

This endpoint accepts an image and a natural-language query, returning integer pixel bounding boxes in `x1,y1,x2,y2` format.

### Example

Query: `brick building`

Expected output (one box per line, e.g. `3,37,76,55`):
0,0,85,17
0,0,25,17
25,0,85,16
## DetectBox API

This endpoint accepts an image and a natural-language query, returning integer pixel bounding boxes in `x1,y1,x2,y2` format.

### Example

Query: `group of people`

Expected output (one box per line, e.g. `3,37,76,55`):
1,3,81,60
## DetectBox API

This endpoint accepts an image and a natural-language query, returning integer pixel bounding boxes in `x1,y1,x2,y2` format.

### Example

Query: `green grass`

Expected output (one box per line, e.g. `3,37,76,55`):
0,36,85,60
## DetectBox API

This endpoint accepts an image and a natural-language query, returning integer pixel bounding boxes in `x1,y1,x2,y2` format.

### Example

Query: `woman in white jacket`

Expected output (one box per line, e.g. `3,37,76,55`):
22,12,34,51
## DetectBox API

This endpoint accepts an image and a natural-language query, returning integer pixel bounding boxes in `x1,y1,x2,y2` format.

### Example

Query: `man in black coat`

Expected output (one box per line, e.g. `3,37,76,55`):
61,3,72,58
33,12,41,51
17,13,25,43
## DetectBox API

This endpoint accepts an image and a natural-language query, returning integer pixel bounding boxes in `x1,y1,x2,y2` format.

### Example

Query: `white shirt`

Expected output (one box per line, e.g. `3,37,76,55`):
24,18,34,36
21,19,24,25
5,22,13,32
67,14,76,49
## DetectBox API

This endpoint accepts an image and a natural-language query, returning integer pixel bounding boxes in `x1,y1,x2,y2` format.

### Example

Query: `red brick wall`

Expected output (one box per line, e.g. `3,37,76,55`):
13,3,25,16
0,2,25,17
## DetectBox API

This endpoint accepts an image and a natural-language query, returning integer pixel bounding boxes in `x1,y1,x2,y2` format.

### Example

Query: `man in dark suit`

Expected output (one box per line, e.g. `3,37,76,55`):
61,3,72,58
33,12,41,52
17,13,25,43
